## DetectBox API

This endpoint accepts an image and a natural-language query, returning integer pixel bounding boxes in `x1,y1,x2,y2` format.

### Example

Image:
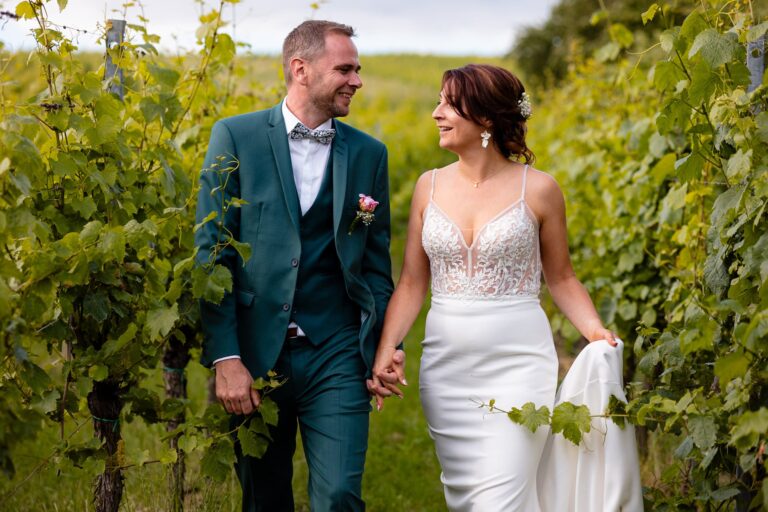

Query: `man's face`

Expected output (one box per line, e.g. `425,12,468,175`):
305,33,362,119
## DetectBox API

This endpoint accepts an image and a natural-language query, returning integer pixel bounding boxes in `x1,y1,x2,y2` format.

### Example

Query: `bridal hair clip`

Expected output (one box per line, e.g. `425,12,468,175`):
518,92,533,120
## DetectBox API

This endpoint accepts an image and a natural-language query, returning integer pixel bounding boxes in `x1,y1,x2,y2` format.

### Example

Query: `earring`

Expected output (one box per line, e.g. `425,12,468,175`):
481,130,491,149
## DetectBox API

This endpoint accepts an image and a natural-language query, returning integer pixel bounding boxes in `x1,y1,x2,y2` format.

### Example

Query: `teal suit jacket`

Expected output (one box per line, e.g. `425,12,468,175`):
195,104,394,378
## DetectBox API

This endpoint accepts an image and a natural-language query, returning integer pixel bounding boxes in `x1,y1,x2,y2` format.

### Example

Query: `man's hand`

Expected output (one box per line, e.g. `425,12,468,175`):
366,348,407,411
215,359,261,415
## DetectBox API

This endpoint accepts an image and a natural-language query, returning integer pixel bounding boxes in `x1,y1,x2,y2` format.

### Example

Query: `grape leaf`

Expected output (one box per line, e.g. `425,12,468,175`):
551,402,591,445
145,303,179,340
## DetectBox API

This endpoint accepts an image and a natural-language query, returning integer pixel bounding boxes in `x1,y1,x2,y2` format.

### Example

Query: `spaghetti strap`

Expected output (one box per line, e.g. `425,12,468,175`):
520,164,529,201
430,168,438,200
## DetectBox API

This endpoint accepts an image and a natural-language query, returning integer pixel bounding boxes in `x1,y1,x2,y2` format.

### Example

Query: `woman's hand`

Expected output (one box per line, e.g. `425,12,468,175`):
587,322,618,347
366,346,407,411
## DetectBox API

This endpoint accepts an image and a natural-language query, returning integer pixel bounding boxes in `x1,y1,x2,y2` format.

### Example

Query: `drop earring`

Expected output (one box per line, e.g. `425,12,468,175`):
481,130,491,149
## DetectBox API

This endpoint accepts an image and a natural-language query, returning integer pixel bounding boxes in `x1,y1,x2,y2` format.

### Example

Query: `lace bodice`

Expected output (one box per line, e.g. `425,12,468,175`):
421,166,541,300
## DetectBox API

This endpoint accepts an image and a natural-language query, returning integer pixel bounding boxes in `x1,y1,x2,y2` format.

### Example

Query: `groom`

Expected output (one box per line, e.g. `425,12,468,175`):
195,20,402,511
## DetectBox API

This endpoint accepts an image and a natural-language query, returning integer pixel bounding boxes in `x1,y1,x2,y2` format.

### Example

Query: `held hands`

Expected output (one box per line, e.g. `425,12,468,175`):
214,358,261,415
366,347,407,411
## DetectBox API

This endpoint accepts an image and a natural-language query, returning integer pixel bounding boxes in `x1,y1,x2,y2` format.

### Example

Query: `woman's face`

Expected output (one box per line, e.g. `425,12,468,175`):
432,89,485,154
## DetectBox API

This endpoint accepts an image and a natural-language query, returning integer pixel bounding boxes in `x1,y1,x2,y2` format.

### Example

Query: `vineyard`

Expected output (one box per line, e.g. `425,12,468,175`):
0,0,766,511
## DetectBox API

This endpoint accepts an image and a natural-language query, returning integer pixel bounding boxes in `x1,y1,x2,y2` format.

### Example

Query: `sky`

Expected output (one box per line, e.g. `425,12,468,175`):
0,0,559,55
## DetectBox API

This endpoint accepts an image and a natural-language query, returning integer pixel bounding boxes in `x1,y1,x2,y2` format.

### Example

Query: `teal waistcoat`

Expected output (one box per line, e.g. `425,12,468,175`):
291,159,360,345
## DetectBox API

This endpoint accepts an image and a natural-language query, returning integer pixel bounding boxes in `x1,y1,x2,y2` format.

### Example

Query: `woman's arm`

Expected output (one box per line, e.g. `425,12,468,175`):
367,171,433,409
533,172,616,345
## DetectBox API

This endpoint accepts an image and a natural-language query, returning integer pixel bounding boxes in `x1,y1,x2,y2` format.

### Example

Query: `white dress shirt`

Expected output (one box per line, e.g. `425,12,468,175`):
213,101,333,366
281,100,334,215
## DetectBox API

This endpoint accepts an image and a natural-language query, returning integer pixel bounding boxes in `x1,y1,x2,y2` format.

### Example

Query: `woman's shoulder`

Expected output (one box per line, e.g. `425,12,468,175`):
523,165,563,198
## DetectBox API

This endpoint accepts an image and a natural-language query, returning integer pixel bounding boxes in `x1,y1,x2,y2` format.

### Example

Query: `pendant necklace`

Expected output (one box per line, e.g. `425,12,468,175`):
458,162,509,188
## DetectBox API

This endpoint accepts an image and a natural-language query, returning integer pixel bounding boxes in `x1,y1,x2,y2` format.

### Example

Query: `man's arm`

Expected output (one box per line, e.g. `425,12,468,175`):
195,120,262,416
194,120,243,366
361,145,395,342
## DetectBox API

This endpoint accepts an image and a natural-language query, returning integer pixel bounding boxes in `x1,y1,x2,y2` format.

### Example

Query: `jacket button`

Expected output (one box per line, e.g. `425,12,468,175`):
291,258,299,267
282,303,290,312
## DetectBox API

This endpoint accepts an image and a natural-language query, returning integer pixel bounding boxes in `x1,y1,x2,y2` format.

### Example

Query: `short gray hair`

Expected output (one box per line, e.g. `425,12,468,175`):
282,20,356,85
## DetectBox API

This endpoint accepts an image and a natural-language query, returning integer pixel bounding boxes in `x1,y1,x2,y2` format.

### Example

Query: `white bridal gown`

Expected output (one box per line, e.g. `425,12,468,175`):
419,166,643,511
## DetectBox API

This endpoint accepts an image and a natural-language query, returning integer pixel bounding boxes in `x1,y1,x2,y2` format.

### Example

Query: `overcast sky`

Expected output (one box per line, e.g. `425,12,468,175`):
0,0,559,55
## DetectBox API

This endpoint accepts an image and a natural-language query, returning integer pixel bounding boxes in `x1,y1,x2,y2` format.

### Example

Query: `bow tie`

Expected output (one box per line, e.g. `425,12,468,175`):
289,122,336,145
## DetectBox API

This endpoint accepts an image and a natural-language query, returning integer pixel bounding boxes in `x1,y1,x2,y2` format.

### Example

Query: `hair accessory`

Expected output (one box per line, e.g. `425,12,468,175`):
518,92,533,120
480,130,491,149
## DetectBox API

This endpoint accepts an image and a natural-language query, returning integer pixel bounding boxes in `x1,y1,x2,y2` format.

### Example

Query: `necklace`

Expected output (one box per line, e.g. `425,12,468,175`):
458,162,510,188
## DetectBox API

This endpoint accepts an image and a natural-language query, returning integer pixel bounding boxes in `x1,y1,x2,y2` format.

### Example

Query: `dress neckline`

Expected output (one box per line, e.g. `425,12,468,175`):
428,199,526,249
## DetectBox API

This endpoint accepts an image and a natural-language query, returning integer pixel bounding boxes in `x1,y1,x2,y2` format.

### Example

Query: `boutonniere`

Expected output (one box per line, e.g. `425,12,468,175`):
348,194,379,235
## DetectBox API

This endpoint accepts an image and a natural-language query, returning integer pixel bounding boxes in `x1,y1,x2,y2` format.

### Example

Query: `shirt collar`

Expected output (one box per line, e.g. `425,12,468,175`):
282,99,333,134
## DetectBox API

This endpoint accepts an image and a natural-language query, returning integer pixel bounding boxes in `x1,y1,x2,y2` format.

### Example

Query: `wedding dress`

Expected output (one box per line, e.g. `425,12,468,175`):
419,166,642,511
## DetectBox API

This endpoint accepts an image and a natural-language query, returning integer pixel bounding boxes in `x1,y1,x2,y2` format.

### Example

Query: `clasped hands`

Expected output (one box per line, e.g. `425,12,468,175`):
366,346,407,411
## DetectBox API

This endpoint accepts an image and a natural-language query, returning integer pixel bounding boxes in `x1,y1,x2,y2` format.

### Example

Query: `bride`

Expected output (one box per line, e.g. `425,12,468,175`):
368,64,623,511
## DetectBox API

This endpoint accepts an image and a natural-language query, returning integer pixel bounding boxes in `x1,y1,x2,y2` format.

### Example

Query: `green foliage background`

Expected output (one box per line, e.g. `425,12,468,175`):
0,0,766,510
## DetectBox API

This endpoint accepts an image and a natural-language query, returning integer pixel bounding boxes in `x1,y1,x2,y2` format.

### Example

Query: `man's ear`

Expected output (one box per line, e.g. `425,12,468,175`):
290,57,309,86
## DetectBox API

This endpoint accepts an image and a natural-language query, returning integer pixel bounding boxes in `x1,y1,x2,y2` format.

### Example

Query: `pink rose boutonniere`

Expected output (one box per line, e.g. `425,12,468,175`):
348,194,379,235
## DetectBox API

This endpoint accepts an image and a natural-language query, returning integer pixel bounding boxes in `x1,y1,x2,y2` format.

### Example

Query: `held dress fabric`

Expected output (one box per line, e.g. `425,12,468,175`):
420,167,559,511
537,339,644,512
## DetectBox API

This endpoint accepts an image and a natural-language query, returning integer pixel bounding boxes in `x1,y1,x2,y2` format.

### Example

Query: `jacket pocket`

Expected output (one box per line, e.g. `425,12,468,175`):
235,288,257,307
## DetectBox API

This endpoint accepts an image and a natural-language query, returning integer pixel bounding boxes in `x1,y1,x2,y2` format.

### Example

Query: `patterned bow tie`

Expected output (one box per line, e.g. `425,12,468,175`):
289,122,336,145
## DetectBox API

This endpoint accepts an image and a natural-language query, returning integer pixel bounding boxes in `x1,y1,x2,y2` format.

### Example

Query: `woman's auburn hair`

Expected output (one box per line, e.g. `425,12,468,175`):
441,64,535,164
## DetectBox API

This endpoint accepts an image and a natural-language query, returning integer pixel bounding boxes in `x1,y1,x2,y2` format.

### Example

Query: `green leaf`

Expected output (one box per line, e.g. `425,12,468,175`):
595,41,621,63
688,60,718,106
228,238,251,266
146,304,179,341
658,183,687,224
147,64,180,88
31,389,60,414
551,402,591,445
83,290,110,323
711,487,740,502
15,1,36,19
80,220,103,244
675,152,705,182
194,210,217,232
57,0,68,11
192,264,233,304
703,251,729,298
98,228,126,263
714,350,751,390
609,23,633,49
689,29,739,68
730,408,768,450
258,397,279,427
101,323,138,357
724,149,751,181
0,278,15,318
710,185,745,227
89,364,108,381
747,21,768,43
680,11,710,43
641,4,659,25
688,415,717,450
675,435,694,458
237,419,269,458
653,61,686,92
201,440,234,482
508,402,550,433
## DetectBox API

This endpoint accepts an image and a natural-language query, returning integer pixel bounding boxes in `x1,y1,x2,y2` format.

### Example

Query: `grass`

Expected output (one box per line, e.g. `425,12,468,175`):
0,307,442,512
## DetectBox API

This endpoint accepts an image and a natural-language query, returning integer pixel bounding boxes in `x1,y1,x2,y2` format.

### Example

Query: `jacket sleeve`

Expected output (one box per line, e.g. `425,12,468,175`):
361,145,395,345
194,120,242,367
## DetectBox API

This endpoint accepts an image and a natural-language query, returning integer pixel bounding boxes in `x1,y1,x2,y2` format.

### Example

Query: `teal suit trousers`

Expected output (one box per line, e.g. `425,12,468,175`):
234,326,370,512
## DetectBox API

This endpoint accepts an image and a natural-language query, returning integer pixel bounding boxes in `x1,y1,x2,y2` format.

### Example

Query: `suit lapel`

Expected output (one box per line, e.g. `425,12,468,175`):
332,121,349,237
267,105,301,232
